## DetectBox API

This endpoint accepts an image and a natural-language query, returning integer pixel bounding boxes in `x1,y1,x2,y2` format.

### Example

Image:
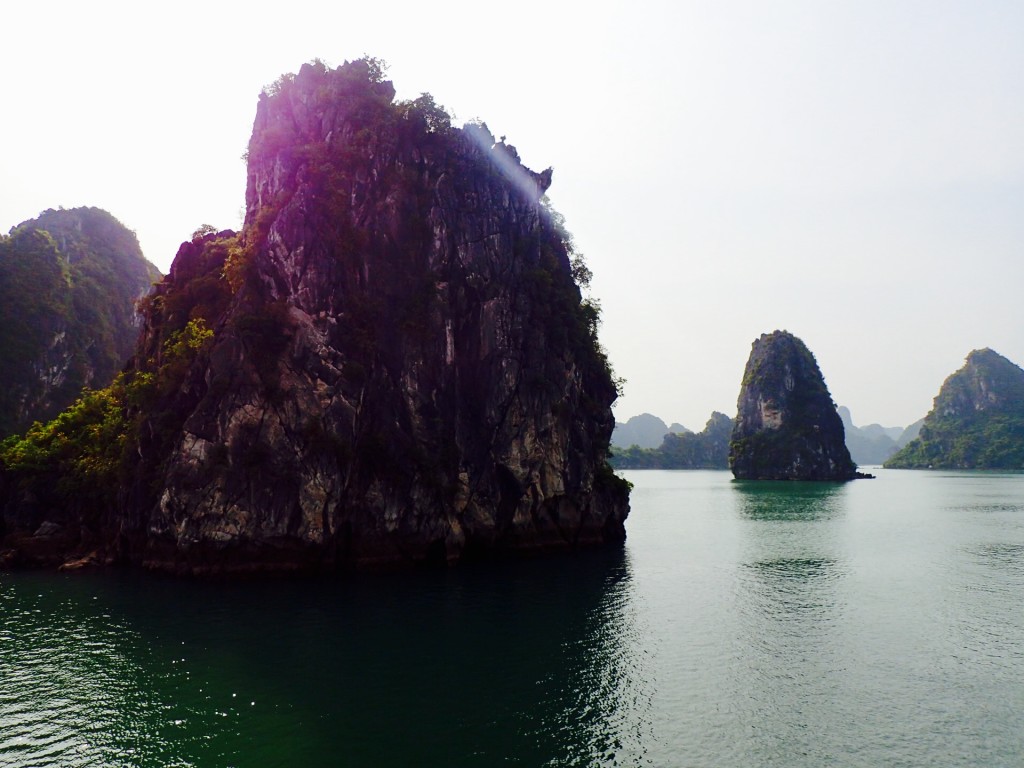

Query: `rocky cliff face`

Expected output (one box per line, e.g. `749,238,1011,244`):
729,331,860,480
0,208,160,436
107,59,628,571
885,348,1024,469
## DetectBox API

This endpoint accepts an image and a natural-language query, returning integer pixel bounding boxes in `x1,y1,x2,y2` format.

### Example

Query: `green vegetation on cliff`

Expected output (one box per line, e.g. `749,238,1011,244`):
885,349,1024,469
610,412,733,469
1,375,140,538
0,207,160,437
0,223,226,548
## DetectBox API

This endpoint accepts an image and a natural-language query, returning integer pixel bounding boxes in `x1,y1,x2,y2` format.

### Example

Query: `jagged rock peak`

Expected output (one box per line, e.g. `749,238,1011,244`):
112,58,629,572
936,348,1024,417
729,330,862,481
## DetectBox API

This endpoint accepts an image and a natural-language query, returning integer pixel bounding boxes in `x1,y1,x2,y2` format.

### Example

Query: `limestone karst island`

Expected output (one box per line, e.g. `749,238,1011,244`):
0,59,630,573
729,330,868,481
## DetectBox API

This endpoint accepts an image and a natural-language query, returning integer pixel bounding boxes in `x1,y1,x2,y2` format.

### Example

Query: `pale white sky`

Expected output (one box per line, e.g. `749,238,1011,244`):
2,1,1022,430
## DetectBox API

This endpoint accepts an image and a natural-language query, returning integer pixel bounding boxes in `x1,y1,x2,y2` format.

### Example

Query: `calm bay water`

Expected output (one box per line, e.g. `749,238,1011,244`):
2,468,1023,767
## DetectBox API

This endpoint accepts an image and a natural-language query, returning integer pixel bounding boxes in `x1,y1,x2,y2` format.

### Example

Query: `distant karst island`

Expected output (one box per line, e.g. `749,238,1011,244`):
885,348,1024,470
0,58,629,572
838,406,920,466
609,407,918,470
612,332,880,479
612,340,1024,477
610,413,732,469
611,413,690,450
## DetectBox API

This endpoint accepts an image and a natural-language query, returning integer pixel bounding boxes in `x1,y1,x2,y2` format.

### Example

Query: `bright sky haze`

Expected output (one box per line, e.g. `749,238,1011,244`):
2,1,1022,431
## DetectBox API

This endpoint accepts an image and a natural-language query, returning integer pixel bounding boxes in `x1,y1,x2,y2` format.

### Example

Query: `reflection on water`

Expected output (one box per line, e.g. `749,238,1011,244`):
732,480,847,520
730,481,850,610
0,548,648,768
728,480,852,765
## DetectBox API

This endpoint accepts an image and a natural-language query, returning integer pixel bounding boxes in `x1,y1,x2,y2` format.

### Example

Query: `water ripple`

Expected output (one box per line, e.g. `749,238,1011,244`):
0,578,192,768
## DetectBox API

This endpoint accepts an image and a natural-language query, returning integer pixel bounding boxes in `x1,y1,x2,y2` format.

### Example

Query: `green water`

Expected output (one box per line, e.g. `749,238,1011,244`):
2,469,1023,766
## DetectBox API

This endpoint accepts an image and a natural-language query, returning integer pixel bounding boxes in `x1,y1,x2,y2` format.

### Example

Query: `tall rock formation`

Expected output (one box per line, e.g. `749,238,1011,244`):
729,331,860,480
885,348,1024,469
0,208,160,436
96,59,627,571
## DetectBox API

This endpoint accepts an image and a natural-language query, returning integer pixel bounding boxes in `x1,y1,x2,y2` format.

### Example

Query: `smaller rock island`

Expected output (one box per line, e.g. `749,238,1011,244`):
729,330,868,481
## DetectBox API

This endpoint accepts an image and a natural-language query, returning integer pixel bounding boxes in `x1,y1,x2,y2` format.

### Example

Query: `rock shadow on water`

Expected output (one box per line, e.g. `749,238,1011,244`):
731,480,848,521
